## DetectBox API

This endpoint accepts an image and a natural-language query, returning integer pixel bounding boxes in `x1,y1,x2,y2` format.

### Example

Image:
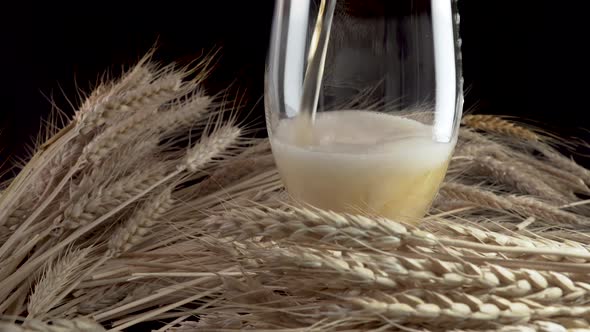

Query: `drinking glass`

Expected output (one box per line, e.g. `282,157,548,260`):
265,0,463,222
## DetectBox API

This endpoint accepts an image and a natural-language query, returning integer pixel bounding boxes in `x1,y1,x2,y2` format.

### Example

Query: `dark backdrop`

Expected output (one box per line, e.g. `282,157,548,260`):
1,1,589,169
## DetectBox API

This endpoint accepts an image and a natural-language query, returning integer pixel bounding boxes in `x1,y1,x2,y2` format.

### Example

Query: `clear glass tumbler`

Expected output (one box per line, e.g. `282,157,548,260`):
265,0,463,223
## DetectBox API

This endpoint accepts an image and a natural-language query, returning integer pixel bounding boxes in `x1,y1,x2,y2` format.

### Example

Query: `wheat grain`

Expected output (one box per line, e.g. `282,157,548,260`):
513,153,590,194
451,321,578,332
432,221,590,262
61,166,168,230
75,84,118,135
108,74,181,113
453,142,565,205
76,73,181,135
440,183,590,227
253,243,589,303
535,144,590,185
207,288,581,330
462,114,539,142
113,135,160,171
510,196,590,227
113,66,153,95
109,188,173,255
27,247,92,318
342,289,590,328
511,161,583,202
440,182,513,210
455,143,508,160
182,125,242,172
470,156,569,204
153,94,212,137
82,110,157,165
205,206,412,250
209,206,590,265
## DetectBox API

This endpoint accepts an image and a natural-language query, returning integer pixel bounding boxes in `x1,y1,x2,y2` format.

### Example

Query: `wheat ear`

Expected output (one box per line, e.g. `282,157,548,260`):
342,289,590,328
51,139,232,313
470,156,569,204
260,244,590,302
0,122,243,300
0,62,151,226
451,320,588,332
76,72,180,135
535,143,590,185
152,94,212,137
4,139,84,228
182,125,242,172
462,114,540,141
109,188,174,256
81,109,157,165
209,207,590,263
432,221,590,261
60,166,168,230
515,154,590,194
440,182,590,227
27,247,92,318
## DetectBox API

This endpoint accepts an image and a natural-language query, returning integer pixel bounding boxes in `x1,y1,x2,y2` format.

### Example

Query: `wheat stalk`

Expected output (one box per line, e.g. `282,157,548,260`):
191,155,275,198
0,130,78,228
76,285,133,316
3,139,85,229
0,318,105,332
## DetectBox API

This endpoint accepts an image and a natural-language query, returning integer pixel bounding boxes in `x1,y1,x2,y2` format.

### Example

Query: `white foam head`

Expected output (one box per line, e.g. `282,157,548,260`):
273,110,454,170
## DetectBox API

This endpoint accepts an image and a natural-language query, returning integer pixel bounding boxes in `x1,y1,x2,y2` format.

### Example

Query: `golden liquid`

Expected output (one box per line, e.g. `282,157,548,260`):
271,111,453,223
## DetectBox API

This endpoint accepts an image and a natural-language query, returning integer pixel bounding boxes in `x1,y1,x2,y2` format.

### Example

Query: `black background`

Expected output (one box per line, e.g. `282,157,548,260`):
1,1,589,169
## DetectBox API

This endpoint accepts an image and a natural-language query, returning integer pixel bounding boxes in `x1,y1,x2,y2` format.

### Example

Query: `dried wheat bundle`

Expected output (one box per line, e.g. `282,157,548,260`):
1,57,590,332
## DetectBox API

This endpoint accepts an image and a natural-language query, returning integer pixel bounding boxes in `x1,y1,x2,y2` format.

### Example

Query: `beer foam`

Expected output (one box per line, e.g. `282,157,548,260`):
273,110,453,170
